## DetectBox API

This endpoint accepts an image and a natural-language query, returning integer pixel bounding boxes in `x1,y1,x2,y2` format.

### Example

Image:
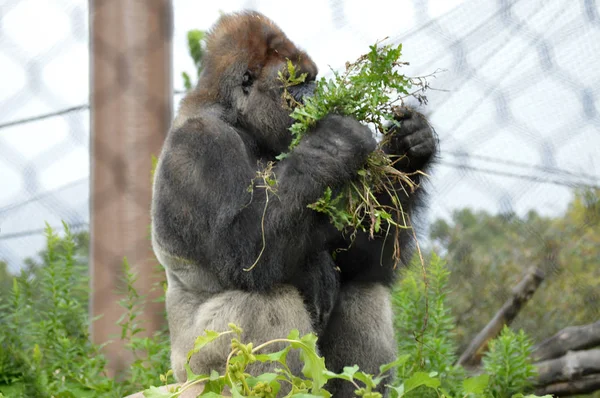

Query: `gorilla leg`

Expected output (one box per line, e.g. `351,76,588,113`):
166,280,315,382
319,283,397,397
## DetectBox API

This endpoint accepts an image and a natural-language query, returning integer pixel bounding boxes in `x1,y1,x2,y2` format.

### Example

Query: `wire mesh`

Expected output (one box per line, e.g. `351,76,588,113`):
0,0,599,357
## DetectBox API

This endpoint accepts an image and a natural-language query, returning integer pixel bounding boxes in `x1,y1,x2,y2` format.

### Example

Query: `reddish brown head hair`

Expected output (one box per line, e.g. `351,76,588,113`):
196,11,317,99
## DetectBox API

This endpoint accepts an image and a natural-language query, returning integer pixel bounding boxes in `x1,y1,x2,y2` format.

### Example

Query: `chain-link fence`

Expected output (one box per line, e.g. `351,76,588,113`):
1,0,599,387
0,0,89,270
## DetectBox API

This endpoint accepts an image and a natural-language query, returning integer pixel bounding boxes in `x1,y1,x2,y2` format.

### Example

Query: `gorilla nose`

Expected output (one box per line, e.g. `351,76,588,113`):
291,81,316,104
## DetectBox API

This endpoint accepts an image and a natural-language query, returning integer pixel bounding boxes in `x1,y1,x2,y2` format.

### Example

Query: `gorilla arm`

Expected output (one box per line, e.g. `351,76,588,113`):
330,108,438,283
318,109,437,397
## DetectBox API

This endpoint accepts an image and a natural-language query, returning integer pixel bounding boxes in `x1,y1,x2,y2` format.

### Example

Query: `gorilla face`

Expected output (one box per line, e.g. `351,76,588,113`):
198,11,318,154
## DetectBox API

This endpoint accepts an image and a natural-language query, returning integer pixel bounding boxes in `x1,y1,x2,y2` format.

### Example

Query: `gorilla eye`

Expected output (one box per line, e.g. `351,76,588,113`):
242,71,254,93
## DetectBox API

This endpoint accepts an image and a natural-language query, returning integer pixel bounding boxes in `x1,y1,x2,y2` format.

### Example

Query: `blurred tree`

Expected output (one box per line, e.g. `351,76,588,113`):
430,189,600,350
0,260,11,300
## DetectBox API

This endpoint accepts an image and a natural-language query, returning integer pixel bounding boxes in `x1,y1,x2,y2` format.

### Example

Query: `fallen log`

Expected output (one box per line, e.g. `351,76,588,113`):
535,348,600,386
535,373,600,397
532,320,600,362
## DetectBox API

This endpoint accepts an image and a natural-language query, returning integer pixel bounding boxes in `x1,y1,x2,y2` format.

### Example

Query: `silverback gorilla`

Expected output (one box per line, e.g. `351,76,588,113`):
151,11,436,397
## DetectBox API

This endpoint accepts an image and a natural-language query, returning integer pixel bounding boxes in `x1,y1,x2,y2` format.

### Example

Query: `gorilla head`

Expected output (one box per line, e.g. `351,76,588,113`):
194,11,318,154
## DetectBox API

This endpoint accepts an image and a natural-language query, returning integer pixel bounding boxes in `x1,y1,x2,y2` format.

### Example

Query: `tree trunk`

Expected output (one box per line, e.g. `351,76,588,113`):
457,266,545,367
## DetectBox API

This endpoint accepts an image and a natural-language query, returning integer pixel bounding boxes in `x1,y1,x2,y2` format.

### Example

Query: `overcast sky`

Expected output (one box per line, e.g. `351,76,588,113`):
1,0,599,270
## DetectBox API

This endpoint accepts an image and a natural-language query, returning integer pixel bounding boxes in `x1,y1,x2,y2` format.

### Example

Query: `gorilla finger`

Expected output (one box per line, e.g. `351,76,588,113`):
402,129,435,148
408,141,436,159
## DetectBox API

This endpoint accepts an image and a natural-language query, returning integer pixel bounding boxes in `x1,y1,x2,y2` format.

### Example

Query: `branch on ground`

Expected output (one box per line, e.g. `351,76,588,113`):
535,373,600,397
532,320,600,362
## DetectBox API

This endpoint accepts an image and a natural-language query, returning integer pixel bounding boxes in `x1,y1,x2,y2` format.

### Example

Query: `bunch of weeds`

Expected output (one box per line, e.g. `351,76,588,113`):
278,39,440,266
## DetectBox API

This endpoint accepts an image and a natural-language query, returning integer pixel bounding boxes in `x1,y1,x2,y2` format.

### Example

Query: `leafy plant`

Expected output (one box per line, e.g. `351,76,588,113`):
0,223,114,397
182,29,206,90
137,253,550,398
393,254,465,396
0,224,169,397
0,223,552,397
142,324,450,398
277,41,438,267
117,258,171,392
482,326,537,398
390,254,546,398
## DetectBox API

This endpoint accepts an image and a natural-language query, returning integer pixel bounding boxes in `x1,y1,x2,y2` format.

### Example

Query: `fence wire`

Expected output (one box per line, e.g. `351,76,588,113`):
0,0,599,358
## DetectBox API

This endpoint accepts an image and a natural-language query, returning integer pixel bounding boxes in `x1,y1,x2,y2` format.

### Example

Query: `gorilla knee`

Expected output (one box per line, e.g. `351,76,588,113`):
168,285,315,382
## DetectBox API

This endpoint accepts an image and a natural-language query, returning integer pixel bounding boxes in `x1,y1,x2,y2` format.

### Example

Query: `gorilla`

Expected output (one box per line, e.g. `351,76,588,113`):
151,10,436,397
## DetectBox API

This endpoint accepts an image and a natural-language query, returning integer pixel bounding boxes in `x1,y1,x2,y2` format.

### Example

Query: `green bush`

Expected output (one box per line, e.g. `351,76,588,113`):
0,224,549,397
430,189,600,351
141,254,548,398
0,223,170,397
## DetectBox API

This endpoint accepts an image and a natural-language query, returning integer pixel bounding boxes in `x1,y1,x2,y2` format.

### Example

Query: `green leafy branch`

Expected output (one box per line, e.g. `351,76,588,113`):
142,324,448,398
182,29,206,91
279,40,439,266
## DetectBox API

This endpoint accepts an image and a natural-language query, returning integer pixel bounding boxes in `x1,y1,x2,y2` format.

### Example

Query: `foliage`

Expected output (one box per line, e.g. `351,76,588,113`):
279,43,416,153
0,223,112,397
429,188,600,351
0,222,551,397
278,42,436,266
393,254,465,396
0,229,89,312
182,29,206,90
482,327,537,398
0,223,170,397
117,258,172,392
138,254,547,398
390,254,545,398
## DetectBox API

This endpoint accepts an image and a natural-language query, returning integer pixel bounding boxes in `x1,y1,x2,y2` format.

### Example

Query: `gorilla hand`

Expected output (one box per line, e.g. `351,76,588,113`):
382,106,437,173
291,251,340,336
293,114,377,185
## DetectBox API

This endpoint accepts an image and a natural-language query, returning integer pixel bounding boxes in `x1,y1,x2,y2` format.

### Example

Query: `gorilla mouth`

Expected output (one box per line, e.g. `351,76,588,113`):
288,81,316,105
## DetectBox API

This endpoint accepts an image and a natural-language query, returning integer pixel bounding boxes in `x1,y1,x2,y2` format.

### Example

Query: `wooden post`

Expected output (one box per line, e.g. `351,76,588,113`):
90,0,172,376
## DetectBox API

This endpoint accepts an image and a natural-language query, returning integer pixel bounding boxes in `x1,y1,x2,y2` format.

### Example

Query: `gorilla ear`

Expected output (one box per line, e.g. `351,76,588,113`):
242,70,254,94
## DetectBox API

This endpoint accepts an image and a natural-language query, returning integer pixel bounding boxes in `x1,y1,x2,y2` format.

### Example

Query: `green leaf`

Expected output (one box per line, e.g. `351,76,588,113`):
462,374,489,395
209,369,220,381
183,363,209,384
288,331,328,392
247,373,281,386
32,343,43,364
187,29,205,68
379,354,410,375
246,373,283,396
201,378,226,395
254,346,290,363
187,330,222,362
142,386,172,398
403,372,441,393
354,371,378,389
198,392,226,398
182,72,192,91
